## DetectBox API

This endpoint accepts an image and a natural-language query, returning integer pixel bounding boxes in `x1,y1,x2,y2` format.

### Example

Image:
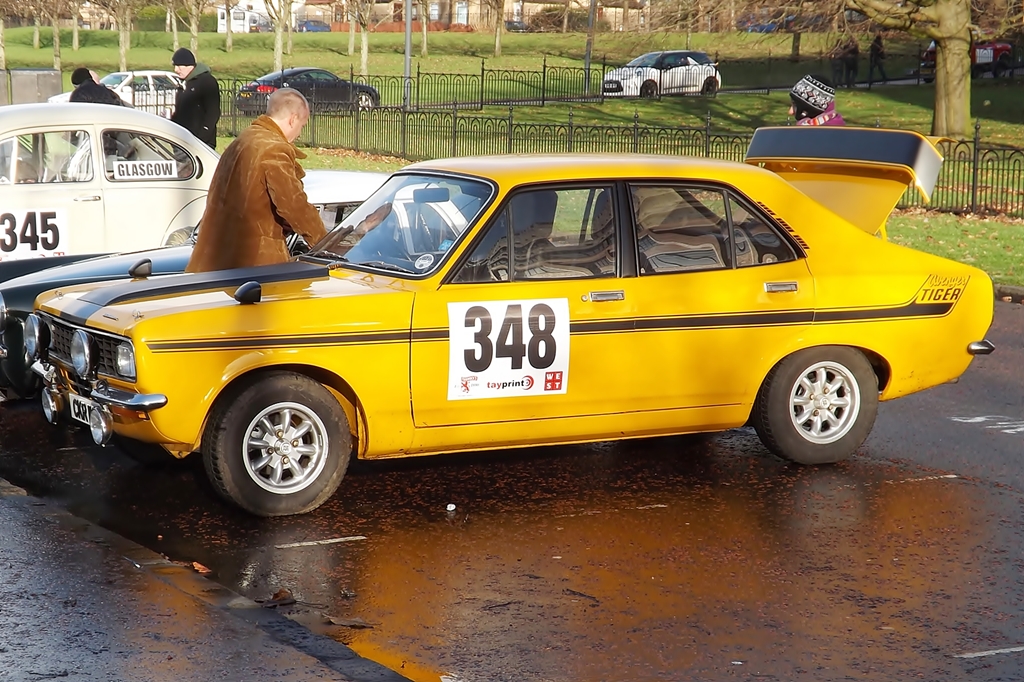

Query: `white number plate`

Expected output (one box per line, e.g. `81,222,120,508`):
447,298,570,401
69,393,96,426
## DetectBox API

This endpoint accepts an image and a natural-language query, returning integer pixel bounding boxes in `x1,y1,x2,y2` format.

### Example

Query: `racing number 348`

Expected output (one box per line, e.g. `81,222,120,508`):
0,211,60,252
464,303,557,372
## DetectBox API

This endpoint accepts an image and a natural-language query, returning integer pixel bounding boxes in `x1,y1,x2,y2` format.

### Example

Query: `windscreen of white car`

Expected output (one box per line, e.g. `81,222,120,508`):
100,130,196,181
0,131,93,184
100,73,128,88
305,174,493,276
626,53,660,68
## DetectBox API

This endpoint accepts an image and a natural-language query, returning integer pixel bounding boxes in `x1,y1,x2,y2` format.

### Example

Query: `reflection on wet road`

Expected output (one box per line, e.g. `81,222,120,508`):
2,304,1024,681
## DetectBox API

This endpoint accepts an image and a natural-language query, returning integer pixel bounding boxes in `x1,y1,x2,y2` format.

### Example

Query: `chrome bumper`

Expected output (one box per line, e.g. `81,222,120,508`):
31,360,166,411
967,340,995,356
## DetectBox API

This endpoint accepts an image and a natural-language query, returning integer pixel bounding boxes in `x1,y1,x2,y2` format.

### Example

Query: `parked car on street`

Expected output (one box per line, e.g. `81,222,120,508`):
603,51,721,98
0,170,388,400
235,67,380,115
504,20,529,33
49,71,182,116
0,103,217,261
920,36,1015,81
296,19,331,32
27,127,994,517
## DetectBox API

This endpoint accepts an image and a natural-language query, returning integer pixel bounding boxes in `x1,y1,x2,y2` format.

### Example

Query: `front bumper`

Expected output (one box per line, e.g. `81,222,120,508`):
31,359,167,444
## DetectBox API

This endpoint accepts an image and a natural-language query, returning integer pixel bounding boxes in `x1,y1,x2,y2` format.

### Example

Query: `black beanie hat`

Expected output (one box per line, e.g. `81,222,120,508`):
172,47,196,66
790,74,835,120
71,67,92,86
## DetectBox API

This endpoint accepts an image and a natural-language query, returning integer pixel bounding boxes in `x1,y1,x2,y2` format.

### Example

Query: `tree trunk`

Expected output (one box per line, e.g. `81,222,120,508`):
286,3,293,55
348,8,355,55
190,13,199,53
562,1,570,33
51,17,60,70
119,16,129,71
420,0,428,57
0,17,6,71
790,31,801,60
33,16,40,49
359,24,368,76
932,34,972,137
274,22,283,72
493,12,502,57
171,6,180,50
73,8,79,51
226,3,233,53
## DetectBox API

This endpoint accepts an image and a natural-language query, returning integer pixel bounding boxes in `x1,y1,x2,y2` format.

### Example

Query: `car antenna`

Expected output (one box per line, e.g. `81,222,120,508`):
128,258,153,278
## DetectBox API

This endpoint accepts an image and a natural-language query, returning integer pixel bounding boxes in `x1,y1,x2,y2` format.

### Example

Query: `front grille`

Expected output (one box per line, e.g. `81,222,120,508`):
43,315,121,378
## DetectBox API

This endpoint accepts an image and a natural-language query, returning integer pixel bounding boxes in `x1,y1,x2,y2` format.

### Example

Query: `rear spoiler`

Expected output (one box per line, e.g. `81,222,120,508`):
744,127,945,239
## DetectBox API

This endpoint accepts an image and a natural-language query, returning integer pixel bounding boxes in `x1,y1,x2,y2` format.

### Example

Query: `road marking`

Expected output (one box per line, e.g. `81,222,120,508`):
951,415,1024,434
953,645,1024,659
274,535,367,549
885,475,959,484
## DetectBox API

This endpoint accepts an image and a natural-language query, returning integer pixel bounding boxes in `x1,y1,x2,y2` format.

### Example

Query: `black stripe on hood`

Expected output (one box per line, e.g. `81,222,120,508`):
53,261,330,326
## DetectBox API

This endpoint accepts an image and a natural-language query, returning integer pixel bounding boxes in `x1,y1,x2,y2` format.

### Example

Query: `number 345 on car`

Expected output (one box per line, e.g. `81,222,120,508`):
28,127,995,517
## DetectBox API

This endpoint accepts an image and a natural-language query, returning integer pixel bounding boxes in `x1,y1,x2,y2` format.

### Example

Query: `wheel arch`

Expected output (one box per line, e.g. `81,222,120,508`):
203,363,364,458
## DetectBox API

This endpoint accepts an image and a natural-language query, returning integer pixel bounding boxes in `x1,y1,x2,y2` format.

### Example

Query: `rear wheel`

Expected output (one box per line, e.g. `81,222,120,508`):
202,372,352,517
356,91,377,110
639,80,659,98
701,77,718,97
752,346,878,465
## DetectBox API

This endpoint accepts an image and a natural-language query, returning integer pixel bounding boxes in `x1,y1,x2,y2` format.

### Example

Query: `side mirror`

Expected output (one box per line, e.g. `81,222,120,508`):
128,258,153,278
233,281,262,304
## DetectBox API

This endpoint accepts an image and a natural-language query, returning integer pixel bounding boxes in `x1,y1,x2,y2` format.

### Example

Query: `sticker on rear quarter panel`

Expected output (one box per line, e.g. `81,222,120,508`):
447,298,569,400
916,274,970,304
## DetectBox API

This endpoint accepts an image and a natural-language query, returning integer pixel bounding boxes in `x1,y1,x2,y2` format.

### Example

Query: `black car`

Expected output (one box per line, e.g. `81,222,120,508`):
234,67,380,115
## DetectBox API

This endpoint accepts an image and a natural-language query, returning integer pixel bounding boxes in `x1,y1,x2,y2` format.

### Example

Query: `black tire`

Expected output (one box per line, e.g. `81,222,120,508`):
202,371,351,517
752,346,878,465
113,435,178,467
701,77,718,97
639,80,659,98
993,55,1011,78
356,91,377,110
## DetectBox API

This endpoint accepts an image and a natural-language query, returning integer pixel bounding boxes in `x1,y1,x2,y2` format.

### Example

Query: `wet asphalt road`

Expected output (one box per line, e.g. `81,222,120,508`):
1,302,1023,682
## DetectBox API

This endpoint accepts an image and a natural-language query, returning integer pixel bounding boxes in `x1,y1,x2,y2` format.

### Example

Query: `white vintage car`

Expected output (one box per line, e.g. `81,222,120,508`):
603,50,722,98
48,70,182,115
0,103,387,261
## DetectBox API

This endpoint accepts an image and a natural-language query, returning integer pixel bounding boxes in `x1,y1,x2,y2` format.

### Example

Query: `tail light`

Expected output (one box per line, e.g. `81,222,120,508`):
256,84,277,93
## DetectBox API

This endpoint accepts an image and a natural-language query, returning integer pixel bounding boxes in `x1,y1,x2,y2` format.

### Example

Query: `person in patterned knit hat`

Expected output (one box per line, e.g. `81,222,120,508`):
788,74,845,126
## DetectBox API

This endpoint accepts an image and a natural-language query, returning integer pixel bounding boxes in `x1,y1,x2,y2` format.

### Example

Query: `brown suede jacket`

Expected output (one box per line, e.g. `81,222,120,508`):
186,116,327,273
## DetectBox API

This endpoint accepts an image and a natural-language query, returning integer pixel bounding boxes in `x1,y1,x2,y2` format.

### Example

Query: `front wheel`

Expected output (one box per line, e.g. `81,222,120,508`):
203,372,352,516
356,91,377,110
752,346,878,465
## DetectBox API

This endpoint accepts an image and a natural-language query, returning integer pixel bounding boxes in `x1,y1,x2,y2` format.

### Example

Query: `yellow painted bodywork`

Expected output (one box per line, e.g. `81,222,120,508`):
35,153,993,460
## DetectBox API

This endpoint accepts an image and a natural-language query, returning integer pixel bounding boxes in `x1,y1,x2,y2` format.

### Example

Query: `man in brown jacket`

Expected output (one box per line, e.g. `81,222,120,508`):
186,88,327,273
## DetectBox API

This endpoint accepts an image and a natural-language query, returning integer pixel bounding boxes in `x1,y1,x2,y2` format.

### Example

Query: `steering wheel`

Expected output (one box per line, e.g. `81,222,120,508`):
286,232,311,255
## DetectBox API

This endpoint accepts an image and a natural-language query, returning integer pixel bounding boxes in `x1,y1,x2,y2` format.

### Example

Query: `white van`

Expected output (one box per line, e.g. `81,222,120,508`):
217,8,272,33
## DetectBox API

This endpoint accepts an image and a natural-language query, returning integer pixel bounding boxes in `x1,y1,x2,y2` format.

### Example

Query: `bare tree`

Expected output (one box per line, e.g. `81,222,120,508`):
350,0,375,76
45,0,66,70
347,0,355,55
0,0,16,70
166,0,180,51
180,0,204,53
417,0,428,56
225,1,233,53
71,0,81,50
265,0,289,72
479,0,504,56
94,0,145,70
286,1,294,55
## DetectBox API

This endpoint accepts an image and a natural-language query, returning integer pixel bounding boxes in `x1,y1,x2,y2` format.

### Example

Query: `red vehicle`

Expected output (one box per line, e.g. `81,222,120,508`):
920,37,1016,81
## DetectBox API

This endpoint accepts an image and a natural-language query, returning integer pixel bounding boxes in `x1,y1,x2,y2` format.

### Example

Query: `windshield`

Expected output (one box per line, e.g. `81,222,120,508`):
100,73,127,87
306,173,493,276
626,53,660,68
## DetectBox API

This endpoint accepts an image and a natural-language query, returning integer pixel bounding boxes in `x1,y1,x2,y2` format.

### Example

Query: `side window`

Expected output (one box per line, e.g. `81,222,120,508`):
630,185,730,274
101,130,196,181
6,131,93,184
451,210,509,283
729,196,797,267
152,75,178,92
0,139,13,184
131,75,150,92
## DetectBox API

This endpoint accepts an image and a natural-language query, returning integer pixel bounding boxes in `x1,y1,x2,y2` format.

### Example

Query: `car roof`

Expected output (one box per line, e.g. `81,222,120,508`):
0,103,205,142
404,154,772,186
258,67,326,79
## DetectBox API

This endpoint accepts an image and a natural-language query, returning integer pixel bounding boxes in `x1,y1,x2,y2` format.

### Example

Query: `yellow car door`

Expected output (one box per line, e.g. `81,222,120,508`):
616,183,815,410
410,183,633,427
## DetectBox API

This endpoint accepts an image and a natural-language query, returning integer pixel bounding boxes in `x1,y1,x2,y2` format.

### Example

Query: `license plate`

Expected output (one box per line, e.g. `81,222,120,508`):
69,393,96,425
240,92,251,97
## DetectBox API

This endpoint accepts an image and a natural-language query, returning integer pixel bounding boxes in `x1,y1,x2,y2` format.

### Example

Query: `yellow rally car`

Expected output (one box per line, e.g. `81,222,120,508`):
25,127,994,517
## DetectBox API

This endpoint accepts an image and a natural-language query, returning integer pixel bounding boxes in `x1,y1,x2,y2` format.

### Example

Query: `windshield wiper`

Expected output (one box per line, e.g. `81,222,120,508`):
358,260,414,274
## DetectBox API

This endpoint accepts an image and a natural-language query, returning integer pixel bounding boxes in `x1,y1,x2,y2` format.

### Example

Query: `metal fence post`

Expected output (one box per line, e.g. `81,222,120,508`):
507,105,514,154
633,110,639,153
401,107,408,160
567,107,574,153
480,58,485,109
541,55,547,106
231,80,238,136
416,63,421,110
309,109,317,148
971,120,982,214
704,111,711,157
452,101,458,157
600,55,606,104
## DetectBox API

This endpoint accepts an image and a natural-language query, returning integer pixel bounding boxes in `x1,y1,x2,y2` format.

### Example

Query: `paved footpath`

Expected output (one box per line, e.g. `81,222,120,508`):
0,478,410,682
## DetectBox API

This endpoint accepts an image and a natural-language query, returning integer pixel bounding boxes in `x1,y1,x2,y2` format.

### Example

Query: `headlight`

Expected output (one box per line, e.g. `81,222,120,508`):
24,314,49,361
0,292,6,332
70,329,95,377
115,342,136,380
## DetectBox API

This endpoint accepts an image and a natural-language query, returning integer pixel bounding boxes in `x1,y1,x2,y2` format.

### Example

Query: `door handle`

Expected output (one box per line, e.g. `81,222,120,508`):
764,281,798,293
589,290,625,302
74,195,101,202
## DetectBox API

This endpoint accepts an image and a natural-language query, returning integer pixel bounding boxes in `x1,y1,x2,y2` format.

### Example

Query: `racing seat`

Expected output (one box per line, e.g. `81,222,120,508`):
633,187,727,273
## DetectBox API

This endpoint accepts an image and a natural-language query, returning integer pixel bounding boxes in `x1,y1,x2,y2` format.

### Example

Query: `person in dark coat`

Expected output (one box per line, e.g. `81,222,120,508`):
868,33,888,87
842,38,860,88
67,67,124,106
169,48,220,149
